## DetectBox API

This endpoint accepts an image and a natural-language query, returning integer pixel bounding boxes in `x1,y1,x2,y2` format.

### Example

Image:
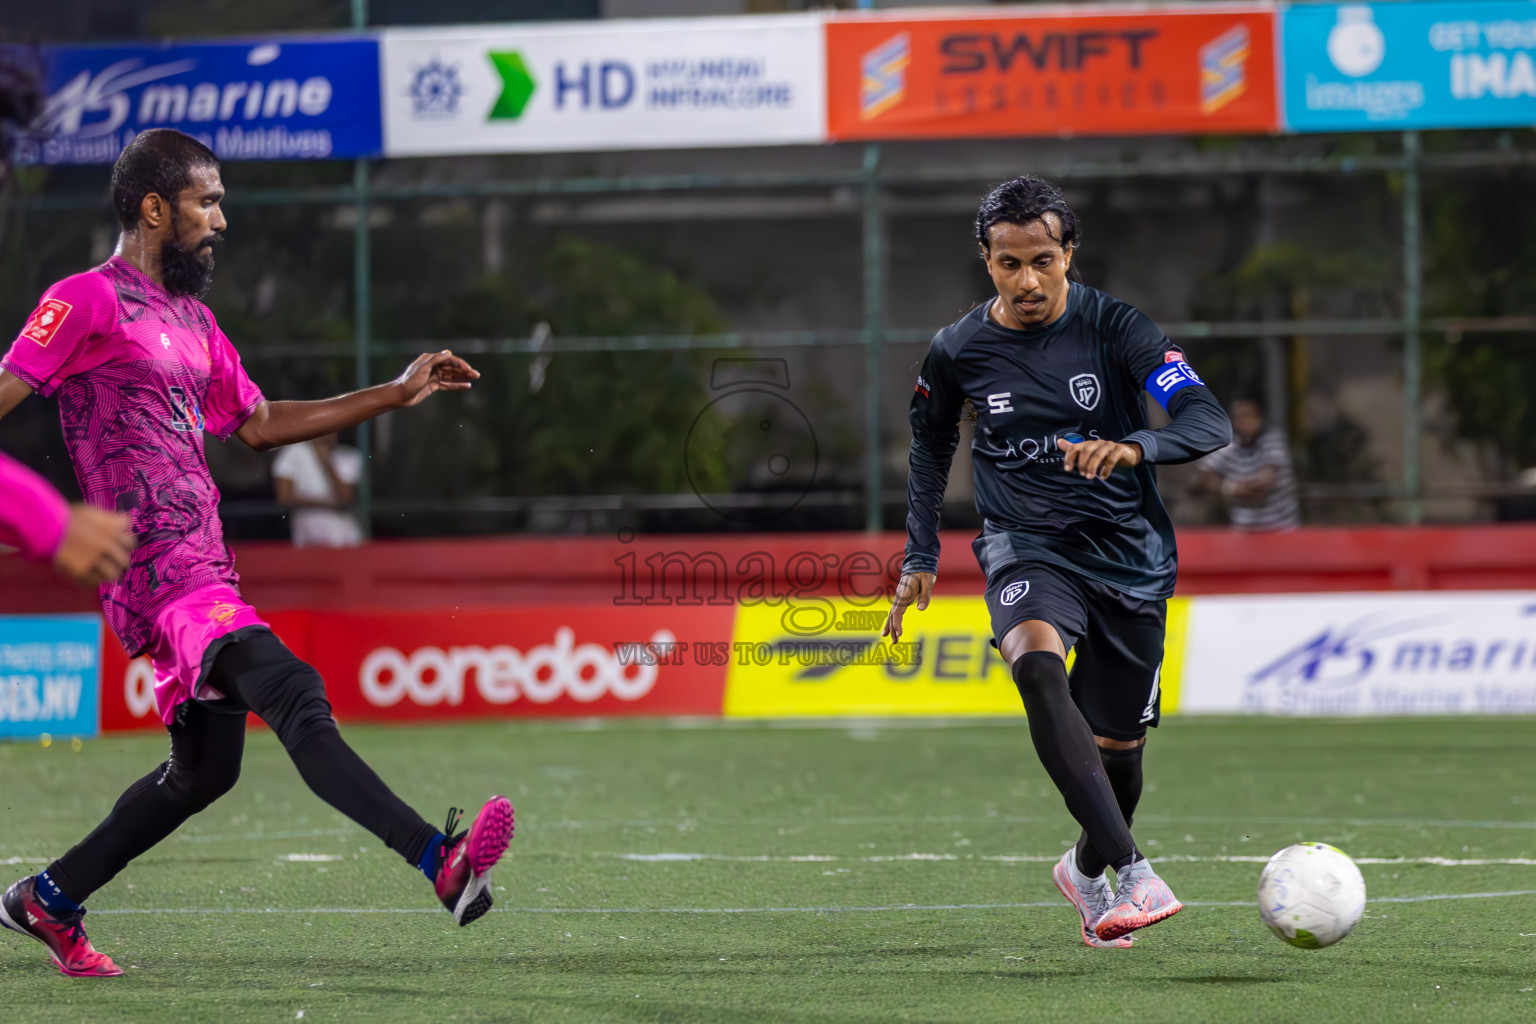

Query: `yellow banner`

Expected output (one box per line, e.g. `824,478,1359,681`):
723,596,1189,718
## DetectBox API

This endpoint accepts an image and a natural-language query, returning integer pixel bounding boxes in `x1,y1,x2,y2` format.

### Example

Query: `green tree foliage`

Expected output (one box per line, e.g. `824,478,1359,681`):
1421,159,1536,471
1189,224,1393,494
370,233,731,510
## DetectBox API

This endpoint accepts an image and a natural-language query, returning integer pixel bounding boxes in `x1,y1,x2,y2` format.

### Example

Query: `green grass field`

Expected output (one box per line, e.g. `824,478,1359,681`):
3,716,1536,1023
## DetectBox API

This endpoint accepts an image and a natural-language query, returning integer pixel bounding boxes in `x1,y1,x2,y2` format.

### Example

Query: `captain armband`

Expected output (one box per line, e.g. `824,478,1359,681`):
1143,354,1205,411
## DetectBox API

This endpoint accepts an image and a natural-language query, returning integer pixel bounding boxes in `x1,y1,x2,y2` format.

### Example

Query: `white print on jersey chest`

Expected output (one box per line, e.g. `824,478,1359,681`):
980,367,1104,422
132,321,208,364
998,429,1103,464
129,324,212,434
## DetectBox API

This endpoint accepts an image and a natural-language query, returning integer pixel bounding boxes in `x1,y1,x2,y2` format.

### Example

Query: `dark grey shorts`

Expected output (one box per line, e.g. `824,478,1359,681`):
984,560,1167,741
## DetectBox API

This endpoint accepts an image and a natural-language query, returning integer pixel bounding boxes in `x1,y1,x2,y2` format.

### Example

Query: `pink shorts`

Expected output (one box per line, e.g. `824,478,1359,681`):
145,584,269,725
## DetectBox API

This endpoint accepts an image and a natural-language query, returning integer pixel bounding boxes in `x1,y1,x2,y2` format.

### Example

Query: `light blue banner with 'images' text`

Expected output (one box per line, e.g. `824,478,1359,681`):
1283,1,1536,131
0,616,101,740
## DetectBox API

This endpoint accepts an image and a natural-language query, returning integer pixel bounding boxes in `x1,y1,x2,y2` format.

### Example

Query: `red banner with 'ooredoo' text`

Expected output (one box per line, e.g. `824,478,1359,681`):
100,605,733,731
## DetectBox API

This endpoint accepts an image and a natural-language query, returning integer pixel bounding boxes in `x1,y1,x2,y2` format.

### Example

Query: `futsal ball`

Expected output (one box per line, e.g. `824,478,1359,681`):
1256,842,1366,949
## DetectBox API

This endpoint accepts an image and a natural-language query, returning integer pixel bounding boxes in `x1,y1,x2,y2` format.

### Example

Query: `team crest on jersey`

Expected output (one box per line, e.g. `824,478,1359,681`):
22,299,72,348
1068,373,1100,411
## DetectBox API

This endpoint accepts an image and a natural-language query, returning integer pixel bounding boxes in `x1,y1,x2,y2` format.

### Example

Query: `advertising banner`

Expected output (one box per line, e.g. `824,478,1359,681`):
0,615,100,739
92,589,1536,728
100,606,731,729
1181,592,1536,715
826,4,1278,142
381,15,825,156
11,37,382,166
299,606,733,723
723,597,1191,718
1283,2,1536,131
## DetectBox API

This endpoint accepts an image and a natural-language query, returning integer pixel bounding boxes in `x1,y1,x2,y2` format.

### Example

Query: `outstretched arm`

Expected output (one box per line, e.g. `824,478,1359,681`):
236,350,479,452
1,374,134,585
0,452,134,585
885,339,963,642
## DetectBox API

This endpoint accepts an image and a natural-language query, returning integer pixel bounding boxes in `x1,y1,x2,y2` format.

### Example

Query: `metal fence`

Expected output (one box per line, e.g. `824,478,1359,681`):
9,133,1536,533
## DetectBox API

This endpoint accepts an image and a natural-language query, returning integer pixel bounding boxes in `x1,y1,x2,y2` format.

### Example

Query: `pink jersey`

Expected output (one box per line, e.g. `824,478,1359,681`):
0,452,69,561
2,256,264,656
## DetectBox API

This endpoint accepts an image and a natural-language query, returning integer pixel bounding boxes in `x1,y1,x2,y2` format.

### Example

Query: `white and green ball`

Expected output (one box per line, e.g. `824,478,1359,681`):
1257,842,1367,949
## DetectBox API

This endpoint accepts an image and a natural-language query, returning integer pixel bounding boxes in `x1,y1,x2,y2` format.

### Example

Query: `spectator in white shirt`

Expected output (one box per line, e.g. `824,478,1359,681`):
271,434,364,548
1199,398,1301,532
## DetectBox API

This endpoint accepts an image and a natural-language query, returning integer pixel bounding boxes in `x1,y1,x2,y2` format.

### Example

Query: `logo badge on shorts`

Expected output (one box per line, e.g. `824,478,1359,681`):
1000,580,1030,607
1069,373,1100,411
22,299,72,348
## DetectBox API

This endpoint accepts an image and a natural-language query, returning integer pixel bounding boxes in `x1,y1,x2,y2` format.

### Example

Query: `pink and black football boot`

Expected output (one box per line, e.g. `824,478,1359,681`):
0,876,122,977
1094,858,1183,942
433,797,515,926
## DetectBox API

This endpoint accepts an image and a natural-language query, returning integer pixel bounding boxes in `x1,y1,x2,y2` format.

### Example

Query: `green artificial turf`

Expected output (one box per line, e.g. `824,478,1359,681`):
3,716,1536,1023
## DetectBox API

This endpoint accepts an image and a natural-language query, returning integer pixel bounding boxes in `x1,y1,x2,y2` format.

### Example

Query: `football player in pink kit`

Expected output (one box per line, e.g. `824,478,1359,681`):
0,129,514,978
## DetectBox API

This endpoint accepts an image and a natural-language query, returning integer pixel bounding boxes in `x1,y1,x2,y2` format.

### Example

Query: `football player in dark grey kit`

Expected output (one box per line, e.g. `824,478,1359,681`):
883,176,1231,947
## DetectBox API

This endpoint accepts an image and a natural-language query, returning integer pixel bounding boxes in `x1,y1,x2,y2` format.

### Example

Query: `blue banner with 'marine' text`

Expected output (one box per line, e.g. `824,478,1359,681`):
11,36,381,165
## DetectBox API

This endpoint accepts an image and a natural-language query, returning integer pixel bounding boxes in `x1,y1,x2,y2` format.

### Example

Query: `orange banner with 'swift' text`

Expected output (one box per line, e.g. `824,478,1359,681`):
827,4,1278,142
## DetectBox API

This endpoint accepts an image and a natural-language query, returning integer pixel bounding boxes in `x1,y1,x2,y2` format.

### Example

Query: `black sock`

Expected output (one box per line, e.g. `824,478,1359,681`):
286,725,441,866
210,631,440,869
1075,744,1145,877
1012,652,1136,872
50,701,247,903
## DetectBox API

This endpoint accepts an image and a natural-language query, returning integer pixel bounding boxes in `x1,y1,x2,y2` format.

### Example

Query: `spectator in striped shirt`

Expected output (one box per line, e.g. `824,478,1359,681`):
1199,398,1301,532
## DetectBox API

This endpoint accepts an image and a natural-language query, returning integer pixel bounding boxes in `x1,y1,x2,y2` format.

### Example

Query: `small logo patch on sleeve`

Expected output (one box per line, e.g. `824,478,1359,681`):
22,299,73,348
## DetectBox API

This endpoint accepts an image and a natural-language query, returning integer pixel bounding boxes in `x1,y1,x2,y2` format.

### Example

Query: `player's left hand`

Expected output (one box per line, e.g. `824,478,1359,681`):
882,571,935,644
1058,437,1142,480
393,350,481,408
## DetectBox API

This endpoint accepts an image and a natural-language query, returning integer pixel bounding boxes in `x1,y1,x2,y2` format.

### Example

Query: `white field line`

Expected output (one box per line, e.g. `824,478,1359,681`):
511,814,1536,832
829,814,1536,832
8,851,1531,868
86,889,1536,917
178,829,357,843
607,852,1536,867
147,815,1536,842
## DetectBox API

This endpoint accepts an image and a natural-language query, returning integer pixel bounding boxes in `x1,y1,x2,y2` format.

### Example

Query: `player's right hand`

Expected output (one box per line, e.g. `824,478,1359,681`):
53,504,134,586
393,350,481,408
882,572,936,643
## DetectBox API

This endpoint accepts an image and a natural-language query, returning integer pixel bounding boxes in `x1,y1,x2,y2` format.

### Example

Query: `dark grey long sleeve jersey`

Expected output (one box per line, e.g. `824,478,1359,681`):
902,282,1232,601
